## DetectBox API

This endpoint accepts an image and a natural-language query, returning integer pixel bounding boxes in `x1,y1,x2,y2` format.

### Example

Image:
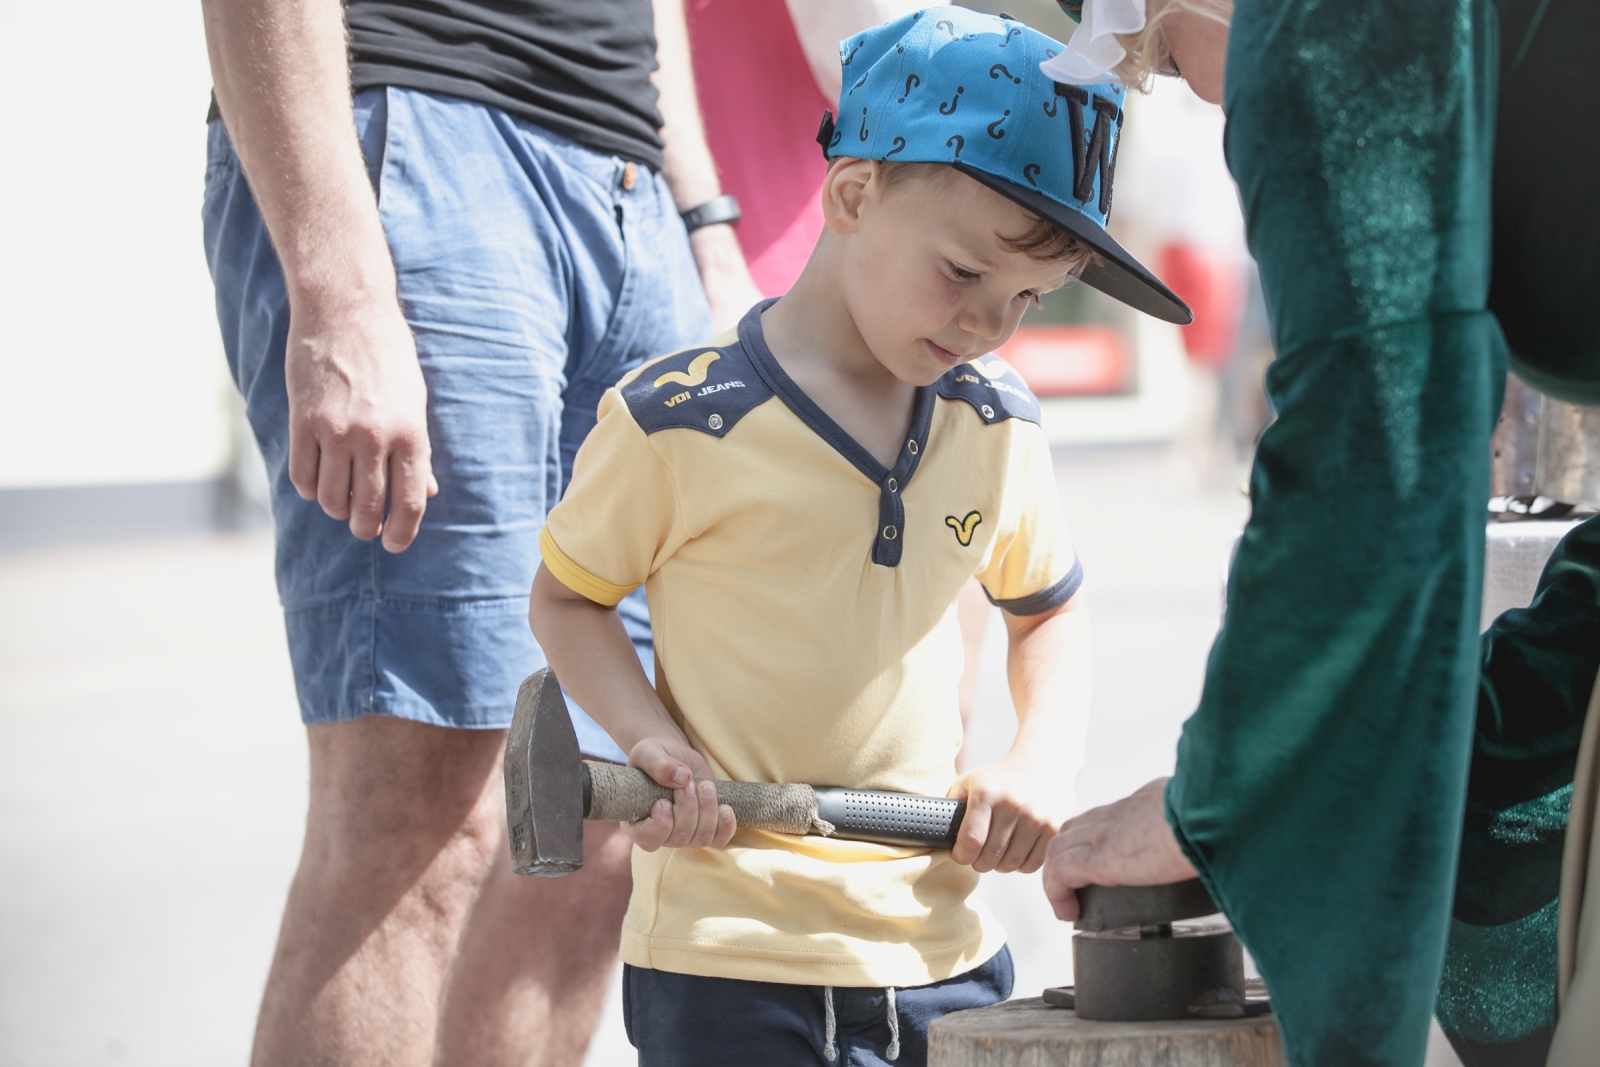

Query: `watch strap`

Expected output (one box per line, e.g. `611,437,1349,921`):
680,194,741,233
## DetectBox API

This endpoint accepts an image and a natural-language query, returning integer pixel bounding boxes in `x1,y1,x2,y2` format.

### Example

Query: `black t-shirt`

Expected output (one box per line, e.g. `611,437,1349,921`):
346,0,664,169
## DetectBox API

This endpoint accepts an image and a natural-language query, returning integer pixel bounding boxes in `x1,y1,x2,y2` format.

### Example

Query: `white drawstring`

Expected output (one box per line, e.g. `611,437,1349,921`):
823,986,837,1062
884,986,900,1061
822,984,900,1061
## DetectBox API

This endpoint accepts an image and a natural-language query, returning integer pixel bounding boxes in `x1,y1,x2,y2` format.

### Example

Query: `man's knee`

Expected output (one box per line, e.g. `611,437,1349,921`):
298,716,509,894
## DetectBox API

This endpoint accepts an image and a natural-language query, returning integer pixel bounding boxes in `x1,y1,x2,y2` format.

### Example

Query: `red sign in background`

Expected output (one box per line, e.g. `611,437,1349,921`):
997,325,1131,397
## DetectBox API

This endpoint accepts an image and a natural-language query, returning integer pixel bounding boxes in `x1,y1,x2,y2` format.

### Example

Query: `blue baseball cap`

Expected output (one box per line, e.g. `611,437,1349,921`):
817,7,1191,325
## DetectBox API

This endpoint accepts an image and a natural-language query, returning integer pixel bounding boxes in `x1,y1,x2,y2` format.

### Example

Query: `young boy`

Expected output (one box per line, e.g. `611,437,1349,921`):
529,9,1190,1065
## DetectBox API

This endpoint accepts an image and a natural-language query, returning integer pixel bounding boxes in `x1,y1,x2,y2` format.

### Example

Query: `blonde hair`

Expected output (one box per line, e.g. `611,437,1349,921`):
1111,0,1232,91
877,162,1097,275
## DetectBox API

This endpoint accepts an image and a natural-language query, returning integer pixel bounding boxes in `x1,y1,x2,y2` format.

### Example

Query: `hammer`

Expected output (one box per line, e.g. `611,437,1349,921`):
505,669,969,876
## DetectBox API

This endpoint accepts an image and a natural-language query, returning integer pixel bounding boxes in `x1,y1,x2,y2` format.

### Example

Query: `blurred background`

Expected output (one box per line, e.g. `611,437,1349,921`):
0,3,266,555
4,1,1450,1065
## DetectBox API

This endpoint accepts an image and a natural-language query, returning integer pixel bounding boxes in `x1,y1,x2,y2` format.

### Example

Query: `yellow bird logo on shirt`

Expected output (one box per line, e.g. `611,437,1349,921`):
654,351,721,389
969,359,1013,381
945,510,982,546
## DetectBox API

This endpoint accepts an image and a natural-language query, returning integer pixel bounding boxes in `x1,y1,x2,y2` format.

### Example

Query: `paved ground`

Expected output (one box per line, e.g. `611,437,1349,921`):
0,442,1461,1065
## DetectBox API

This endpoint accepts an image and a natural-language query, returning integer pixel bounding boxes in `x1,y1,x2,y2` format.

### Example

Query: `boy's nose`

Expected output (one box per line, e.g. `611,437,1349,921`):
958,302,1008,344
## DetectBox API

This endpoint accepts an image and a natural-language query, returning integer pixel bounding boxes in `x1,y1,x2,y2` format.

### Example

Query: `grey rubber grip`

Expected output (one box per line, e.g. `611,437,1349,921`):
813,788,966,850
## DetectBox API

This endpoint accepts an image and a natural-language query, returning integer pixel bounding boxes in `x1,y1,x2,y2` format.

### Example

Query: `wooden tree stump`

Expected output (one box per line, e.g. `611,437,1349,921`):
928,998,1286,1067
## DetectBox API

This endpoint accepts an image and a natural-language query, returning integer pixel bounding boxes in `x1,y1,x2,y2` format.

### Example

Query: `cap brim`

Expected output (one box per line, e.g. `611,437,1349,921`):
954,162,1193,325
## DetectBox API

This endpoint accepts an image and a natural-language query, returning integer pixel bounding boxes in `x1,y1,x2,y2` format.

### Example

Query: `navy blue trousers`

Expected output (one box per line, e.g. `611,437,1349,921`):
622,947,1013,1067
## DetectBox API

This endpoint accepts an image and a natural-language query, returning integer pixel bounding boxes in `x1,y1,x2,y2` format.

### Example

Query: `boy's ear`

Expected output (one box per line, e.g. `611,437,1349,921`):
820,158,880,236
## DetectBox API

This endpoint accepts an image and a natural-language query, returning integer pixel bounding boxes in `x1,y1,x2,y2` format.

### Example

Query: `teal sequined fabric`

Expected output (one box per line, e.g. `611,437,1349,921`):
1437,898,1558,1047
1444,783,1570,1053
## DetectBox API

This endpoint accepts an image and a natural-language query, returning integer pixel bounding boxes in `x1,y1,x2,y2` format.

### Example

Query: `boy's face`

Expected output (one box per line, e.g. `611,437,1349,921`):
833,164,1077,387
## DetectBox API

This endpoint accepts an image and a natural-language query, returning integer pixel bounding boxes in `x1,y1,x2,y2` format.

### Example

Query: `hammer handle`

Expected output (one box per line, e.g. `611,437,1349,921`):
579,762,966,849
581,761,822,836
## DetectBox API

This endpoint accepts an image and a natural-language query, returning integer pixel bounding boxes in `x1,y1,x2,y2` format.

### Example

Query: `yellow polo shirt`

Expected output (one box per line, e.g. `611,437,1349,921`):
540,304,1081,987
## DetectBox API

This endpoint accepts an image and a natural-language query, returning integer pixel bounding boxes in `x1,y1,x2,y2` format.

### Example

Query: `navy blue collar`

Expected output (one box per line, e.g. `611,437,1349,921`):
736,299,935,487
736,299,934,567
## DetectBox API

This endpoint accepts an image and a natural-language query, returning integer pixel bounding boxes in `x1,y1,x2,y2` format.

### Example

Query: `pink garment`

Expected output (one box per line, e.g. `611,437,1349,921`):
687,0,830,297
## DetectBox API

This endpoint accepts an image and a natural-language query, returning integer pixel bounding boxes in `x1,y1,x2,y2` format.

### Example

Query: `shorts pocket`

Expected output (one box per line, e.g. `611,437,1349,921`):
204,119,236,181
355,87,390,200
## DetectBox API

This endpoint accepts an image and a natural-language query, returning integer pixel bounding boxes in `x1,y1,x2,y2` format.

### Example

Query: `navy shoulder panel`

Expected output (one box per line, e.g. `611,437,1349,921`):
936,358,1042,425
621,341,774,437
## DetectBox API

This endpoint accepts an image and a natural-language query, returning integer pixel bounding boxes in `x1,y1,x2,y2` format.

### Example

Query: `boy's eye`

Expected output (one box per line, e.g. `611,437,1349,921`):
946,262,981,282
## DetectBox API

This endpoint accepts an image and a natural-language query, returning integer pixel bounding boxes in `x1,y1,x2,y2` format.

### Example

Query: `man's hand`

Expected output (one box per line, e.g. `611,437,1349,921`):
285,294,437,552
200,0,437,553
1041,777,1198,922
623,736,736,852
948,754,1070,874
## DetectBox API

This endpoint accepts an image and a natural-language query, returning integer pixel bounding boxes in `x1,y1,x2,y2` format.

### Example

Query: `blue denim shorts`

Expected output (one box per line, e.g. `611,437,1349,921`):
202,87,712,756
622,948,1013,1067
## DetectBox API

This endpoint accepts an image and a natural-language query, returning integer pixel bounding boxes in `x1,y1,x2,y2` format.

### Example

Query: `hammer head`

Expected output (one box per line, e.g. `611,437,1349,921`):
504,669,585,876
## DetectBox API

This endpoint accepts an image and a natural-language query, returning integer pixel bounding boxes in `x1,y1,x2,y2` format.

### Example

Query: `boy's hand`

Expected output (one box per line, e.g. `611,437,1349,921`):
624,736,737,852
947,754,1070,874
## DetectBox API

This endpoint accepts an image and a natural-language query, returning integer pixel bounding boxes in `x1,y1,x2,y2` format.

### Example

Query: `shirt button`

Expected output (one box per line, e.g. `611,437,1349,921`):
622,162,638,190
981,404,995,419
708,414,724,430
882,525,898,540
907,440,919,455
887,478,898,492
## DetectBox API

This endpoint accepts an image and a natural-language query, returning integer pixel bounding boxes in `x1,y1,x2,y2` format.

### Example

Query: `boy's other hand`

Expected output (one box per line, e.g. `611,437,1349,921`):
947,755,1070,874
624,736,737,852
1040,777,1198,922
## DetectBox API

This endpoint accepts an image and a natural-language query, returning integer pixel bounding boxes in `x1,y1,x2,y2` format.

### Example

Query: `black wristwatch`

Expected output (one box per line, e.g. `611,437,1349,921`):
680,194,742,233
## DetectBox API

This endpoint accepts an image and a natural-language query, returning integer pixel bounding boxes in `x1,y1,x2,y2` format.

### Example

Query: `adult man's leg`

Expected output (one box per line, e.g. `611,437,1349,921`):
251,718,632,1067
437,804,632,1065
246,719,596,1064
205,85,712,1065
422,93,718,1067
249,716,630,1067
